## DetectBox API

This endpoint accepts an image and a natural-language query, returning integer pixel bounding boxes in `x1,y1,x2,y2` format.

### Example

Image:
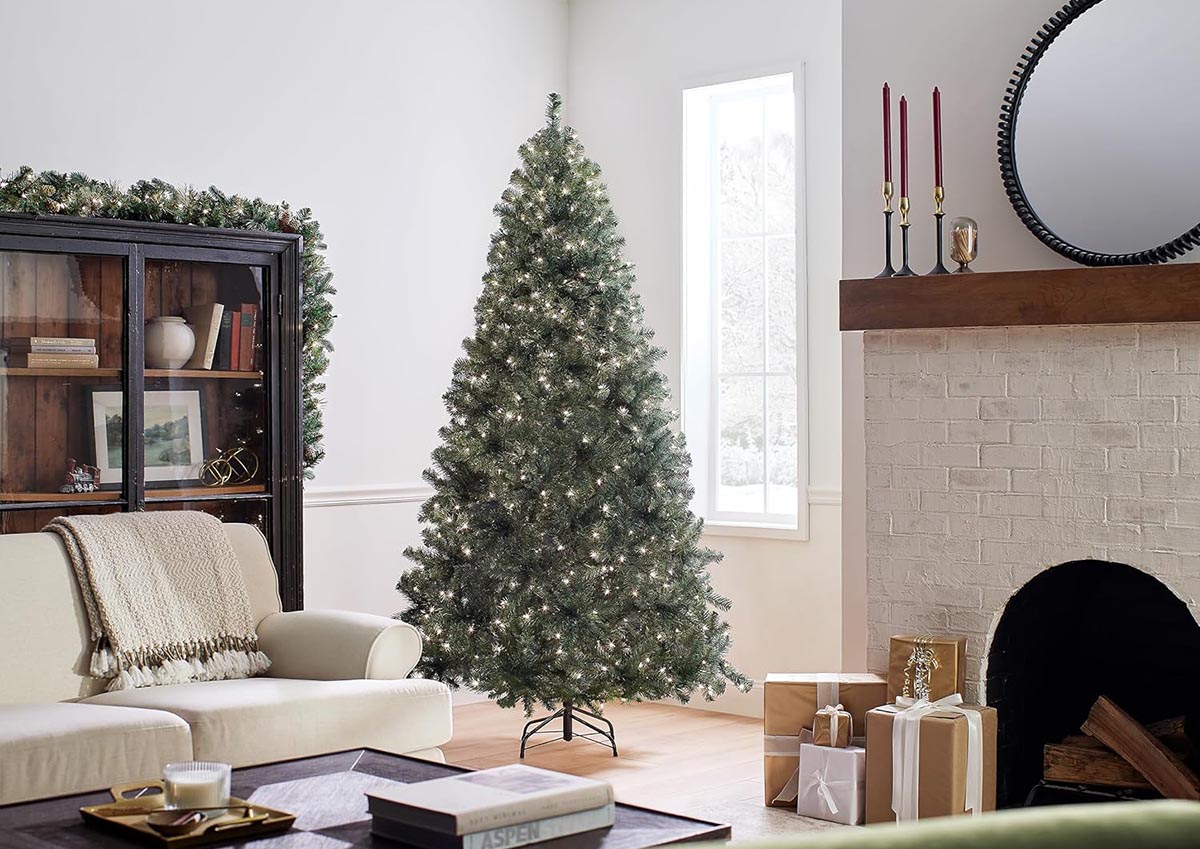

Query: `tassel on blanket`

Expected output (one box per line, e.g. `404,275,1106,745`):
103,636,272,691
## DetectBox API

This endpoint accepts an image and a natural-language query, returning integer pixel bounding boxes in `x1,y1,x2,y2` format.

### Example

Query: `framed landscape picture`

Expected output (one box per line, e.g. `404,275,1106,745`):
90,389,206,486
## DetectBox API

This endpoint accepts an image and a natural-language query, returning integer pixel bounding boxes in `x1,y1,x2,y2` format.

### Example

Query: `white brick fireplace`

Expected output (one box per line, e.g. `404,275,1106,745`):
864,323,1200,701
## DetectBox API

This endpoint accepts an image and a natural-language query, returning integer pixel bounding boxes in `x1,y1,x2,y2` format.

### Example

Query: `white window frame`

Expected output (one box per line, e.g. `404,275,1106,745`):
681,67,810,541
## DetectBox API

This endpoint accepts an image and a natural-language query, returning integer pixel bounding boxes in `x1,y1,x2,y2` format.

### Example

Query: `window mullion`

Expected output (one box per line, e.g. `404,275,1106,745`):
760,96,770,516
708,98,722,522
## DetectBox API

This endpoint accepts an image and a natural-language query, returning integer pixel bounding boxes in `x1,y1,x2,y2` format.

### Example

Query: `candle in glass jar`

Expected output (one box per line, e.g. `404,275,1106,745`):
163,762,230,810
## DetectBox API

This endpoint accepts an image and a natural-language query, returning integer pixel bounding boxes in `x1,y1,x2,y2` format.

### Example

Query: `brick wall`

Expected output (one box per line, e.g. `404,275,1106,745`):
864,324,1200,701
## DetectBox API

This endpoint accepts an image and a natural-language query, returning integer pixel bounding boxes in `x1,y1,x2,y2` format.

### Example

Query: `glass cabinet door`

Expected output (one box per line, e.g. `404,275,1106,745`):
141,259,269,512
0,250,126,526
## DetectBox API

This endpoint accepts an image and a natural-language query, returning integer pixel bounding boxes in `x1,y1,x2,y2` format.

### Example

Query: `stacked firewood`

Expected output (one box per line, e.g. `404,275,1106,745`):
1044,696,1200,799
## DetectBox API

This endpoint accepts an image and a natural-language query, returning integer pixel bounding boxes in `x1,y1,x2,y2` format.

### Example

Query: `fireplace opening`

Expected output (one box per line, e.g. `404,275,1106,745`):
986,560,1200,807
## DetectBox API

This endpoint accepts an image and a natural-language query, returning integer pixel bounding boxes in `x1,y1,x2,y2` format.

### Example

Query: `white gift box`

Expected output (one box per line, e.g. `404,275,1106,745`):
796,743,865,825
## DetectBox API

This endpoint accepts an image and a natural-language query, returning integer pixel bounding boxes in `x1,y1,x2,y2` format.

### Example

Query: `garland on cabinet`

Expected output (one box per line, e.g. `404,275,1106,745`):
0,166,334,477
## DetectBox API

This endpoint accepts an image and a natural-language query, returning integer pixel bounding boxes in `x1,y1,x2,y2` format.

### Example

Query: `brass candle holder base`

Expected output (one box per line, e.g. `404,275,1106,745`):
894,195,915,277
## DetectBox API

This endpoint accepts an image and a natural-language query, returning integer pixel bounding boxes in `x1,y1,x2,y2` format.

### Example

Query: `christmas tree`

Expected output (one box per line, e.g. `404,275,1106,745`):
400,94,750,724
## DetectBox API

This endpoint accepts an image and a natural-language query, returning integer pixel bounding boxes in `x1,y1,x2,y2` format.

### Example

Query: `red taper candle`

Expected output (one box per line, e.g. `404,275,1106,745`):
882,82,892,184
933,86,943,187
899,95,908,198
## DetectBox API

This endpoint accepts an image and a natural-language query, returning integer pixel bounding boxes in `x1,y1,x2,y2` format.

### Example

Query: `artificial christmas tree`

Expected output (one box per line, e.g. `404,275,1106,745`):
399,94,750,754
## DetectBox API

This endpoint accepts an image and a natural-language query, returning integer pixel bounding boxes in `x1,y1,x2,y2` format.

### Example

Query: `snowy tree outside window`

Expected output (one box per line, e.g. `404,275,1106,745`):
682,73,806,533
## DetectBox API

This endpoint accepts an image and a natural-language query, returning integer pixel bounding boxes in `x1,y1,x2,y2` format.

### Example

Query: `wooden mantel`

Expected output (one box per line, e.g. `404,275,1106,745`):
840,263,1200,331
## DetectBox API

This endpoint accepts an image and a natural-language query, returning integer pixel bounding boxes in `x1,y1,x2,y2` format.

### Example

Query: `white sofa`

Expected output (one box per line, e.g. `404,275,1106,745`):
0,522,452,806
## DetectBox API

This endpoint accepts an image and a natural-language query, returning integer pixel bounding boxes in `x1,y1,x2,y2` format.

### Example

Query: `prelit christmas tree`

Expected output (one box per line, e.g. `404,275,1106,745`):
400,94,750,753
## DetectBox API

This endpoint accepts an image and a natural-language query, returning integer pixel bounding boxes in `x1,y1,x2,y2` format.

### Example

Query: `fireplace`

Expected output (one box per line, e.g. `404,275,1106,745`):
986,560,1200,806
855,320,1200,805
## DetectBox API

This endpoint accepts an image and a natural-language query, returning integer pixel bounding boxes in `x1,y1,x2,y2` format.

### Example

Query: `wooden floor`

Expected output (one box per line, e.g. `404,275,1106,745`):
442,701,838,841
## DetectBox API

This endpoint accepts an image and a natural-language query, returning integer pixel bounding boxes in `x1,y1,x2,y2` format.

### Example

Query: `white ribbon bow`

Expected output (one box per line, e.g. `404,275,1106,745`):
884,693,984,822
803,765,854,815
817,703,851,745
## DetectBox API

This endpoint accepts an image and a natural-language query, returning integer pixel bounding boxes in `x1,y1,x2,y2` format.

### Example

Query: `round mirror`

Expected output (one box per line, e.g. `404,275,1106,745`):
998,0,1200,265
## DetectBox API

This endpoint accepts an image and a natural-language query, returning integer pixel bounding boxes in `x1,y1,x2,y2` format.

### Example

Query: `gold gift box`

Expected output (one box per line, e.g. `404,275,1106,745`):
813,706,852,747
864,703,997,824
763,673,887,806
887,634,967,703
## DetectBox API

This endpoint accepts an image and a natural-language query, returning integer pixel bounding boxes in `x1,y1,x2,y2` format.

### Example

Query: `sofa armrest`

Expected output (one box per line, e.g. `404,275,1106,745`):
256,610,423,680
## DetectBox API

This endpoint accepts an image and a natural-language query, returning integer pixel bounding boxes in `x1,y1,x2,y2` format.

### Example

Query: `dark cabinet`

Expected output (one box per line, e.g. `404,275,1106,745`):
0,215,303,609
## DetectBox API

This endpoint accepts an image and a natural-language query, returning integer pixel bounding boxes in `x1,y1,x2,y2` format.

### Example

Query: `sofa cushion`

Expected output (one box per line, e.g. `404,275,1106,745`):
0,702,192,806
84,677,452,767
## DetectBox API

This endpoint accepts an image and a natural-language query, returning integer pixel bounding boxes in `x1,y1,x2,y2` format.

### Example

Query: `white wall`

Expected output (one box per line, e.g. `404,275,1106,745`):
840,0,1076,669
2,0,847,715
0,0,569,617
567,0,844,713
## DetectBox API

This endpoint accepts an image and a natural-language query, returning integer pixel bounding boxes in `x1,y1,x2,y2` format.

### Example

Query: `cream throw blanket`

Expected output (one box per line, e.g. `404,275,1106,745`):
45,511,270,691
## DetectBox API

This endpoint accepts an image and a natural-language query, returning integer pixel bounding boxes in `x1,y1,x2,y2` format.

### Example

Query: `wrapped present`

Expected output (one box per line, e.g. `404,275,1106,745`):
813,704,852,747
865,694,997,824
887,634,967,702
796,743,865,825
763,673,887,806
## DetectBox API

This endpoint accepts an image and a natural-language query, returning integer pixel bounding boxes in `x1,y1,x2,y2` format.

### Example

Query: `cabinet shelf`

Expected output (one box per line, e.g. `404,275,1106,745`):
146,484,268,499
2,491,122,503
146,369,263,380
0,367,262,379
3,485,267,503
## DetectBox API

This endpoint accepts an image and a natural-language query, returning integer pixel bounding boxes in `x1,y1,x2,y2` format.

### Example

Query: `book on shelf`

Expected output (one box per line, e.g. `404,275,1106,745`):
213,310,235,371
228,310,242,370
182,303,225,370
370,803,615,849
5,336,96,351
6,336,97,356
238,302,257,371
5,352,100,369
365,765,614,835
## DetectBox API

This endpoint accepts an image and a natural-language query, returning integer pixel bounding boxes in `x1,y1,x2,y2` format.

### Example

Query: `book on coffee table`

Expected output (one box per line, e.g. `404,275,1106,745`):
371,803,616,849
366,764,613,834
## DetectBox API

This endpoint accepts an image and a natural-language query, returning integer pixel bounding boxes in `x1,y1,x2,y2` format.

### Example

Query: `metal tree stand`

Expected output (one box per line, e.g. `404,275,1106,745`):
520,700,618,758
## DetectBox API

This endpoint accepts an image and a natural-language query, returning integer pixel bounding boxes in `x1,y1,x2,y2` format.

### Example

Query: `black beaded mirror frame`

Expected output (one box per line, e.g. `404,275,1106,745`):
998,0,1200,266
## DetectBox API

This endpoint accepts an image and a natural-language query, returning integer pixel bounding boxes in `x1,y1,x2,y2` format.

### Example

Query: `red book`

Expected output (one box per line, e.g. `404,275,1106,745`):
227,310,241,370
238,303,258,371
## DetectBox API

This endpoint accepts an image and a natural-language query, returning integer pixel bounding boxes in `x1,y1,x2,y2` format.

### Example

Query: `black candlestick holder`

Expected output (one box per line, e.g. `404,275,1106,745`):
894,195,915,276
928,186,950,275
876,181,896,278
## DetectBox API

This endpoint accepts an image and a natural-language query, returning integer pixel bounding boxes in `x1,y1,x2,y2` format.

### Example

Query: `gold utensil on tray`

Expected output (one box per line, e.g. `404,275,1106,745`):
206,810,270,833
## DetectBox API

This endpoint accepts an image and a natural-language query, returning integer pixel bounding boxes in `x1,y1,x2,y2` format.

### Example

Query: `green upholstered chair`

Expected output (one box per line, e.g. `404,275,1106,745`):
730,800,1200,848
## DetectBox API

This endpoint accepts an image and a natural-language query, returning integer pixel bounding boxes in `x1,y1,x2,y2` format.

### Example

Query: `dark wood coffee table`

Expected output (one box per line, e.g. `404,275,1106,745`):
0,749,731,848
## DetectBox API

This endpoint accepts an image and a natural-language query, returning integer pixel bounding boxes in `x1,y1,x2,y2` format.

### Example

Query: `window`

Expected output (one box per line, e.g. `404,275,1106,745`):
682,73,805,535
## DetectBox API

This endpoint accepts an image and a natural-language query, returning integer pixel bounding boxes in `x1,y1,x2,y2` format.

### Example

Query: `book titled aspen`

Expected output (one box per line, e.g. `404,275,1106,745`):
366,765,613,834
371,803,615,849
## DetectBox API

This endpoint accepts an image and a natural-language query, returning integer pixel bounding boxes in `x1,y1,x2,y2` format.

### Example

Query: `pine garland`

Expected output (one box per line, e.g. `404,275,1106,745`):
0,166,334,477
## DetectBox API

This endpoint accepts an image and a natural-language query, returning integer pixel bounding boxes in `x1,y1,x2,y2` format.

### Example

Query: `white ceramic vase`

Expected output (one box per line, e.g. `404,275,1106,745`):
145,316,196,369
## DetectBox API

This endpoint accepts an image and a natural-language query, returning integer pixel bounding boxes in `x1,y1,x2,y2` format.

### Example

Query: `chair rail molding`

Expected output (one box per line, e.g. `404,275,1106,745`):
302,483,435,509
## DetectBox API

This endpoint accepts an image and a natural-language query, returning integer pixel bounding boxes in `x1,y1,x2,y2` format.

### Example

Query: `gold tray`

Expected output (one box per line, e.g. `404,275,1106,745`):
81,780,295,847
